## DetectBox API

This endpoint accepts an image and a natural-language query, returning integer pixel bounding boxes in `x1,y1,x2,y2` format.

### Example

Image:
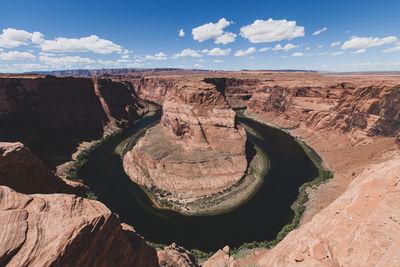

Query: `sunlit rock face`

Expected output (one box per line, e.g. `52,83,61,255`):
123,81,247,199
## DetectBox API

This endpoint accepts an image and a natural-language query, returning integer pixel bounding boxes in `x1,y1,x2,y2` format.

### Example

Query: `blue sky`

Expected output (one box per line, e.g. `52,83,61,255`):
1,0,400,72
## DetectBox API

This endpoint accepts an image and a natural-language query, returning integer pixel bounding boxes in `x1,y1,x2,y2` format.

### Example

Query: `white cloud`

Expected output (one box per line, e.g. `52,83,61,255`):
382,43,400,53
318,45,324,48
331,41,341,47
194,63,202,67
259,47,270,52
121,54,130,59
215,32,236,44
192,18,233,43
33,33,123,54
305,47,310,51
342,36,398,50
197,59,204,62
179,29,185,37
0,28,35,48
172,48,202,58
205,47,231,56
39,55,95,67
291,52,304,56
330,51,344,56
272,43,298,51
312,27,327,36
145,52,167,60
213,59,224,63
234,47,256,56
0,51,36,60
351,49,366,54
240,18,304,43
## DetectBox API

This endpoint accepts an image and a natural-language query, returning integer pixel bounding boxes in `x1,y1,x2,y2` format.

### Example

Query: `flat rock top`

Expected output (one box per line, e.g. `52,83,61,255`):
136,125,229,163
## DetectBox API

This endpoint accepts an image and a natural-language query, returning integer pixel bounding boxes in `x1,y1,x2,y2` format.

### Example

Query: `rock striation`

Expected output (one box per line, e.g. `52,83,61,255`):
0,142,87,196
0,75,147,168
123,81,247,205
0,185,159,267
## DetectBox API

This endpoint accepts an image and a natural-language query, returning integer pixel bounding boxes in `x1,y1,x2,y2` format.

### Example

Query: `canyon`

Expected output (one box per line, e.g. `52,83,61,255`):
0,70,399,266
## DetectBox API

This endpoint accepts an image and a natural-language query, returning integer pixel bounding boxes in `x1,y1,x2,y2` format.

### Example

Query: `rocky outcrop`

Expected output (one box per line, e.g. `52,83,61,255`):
0,75,147,168
247,82,400,144
203,78,261,108
0,185,159,267
131,77,176,105
202,246,235,267
157,243,198,267
123,81,247,201
249,154,400,266
0,142,87,196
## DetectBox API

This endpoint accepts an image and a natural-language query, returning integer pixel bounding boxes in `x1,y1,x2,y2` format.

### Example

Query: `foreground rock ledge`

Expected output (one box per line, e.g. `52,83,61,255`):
123,81,248,213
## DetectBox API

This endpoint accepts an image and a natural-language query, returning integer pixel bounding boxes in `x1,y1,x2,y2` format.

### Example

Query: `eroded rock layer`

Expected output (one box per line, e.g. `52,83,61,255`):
0,75,147,168
123,81,247,200
0,142,86,196
0,186,159,267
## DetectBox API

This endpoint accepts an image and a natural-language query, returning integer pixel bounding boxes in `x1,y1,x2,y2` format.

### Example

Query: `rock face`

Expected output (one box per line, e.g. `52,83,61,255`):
251,155,400,266
157,243,198,267
0,185,159,267
203,77,261,108
0,75,147,168
0,142,87,196
247,81,400,143
123,81,247,200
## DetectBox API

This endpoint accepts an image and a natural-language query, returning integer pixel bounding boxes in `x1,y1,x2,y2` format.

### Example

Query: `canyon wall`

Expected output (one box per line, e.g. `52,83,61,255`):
0,75,147,168
0,142,86,196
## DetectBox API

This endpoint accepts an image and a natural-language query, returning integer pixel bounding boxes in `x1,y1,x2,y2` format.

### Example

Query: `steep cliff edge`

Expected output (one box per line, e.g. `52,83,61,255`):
0,75,147,168
0,185,159,267
0,142,86,196
123,81,248,214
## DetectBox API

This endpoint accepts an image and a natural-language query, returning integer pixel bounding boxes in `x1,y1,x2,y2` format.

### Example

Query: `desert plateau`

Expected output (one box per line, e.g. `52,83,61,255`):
1,1,400,266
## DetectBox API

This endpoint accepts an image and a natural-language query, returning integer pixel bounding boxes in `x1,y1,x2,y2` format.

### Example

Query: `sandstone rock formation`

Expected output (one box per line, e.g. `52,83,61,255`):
0,185,159,267
0,75,147,168
202,246,235,267
249,154,400,266
0,142,86,196
157,243,198,267
123,81,247,202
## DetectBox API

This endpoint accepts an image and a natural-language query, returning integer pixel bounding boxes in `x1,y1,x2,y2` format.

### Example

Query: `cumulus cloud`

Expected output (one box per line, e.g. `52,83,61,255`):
291,52,304,56
32,33,123,54
194,63,202,67
234,47,256,56
172,48,202,58
0,51,36,60
382,43,400,53
342,36,397,50
204,47,231,56
213,59,224,63
272,43,298,51
331,41,341,47
179,29,185,37
0,28,36,48
215,32,236,44
351,49,366,54
305,47,311,51
121,54,130,59
312,27,327,36
192,18,233,43
240,18,304,43
259,47,270,52
39,55,95,67
330,51,344,56
145,52,167,60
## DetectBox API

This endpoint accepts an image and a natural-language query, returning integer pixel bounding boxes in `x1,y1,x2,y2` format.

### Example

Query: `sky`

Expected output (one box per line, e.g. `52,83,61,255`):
1,0,400,73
